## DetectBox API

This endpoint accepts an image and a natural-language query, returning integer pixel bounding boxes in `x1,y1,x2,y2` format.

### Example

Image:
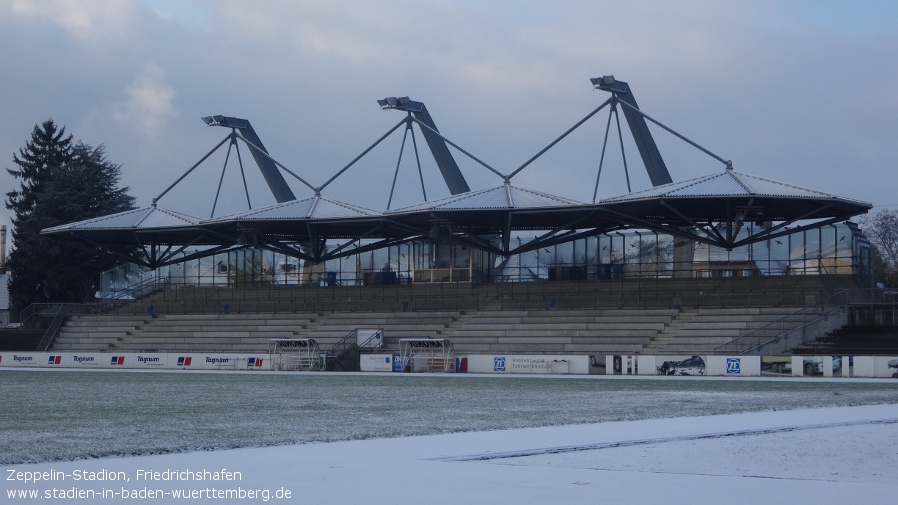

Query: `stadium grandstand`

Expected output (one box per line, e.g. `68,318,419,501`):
6,76,897,368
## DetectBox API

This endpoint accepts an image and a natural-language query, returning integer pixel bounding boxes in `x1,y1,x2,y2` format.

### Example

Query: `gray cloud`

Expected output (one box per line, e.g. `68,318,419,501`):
111,62,178,138
1,0,896,242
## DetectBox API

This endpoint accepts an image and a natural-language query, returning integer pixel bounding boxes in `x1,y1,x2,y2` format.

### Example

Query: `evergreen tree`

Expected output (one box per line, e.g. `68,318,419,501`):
6,120,73,217
5,121,136,309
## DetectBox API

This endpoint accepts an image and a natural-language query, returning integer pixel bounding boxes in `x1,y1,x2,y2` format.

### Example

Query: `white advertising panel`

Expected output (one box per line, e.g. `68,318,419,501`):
132,354,168,368
66,353,104,368
654,355,707,376
636,355,655,375
874,356,898,378
466,355,589,374
1,353,43,367
356,330,383,349
235,354,267,370
196,354,240,370
360,354,394,372
167,354,198,369
704,356,760,376
606,355,641,375
852,356,875,377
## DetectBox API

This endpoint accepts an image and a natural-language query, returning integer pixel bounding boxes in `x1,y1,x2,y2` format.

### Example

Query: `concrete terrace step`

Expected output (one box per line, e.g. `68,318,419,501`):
49,275,845,355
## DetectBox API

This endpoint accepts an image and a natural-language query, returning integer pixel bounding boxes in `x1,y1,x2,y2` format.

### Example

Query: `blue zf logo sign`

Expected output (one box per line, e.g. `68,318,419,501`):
494,357,506,372
726,358,741,374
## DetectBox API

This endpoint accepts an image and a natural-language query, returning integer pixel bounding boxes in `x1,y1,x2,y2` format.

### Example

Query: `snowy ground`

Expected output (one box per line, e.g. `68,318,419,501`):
2,370,897,503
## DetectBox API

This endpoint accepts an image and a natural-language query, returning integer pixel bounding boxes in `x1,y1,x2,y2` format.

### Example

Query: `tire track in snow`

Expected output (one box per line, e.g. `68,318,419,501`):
433,418,898,462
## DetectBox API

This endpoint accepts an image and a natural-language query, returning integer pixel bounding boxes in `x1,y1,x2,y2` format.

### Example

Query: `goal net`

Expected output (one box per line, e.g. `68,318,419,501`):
268,339,323,371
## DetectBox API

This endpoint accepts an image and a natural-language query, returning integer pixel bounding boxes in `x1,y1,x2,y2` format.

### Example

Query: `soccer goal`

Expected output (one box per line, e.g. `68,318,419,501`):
268,339,323,371
398,338,455,373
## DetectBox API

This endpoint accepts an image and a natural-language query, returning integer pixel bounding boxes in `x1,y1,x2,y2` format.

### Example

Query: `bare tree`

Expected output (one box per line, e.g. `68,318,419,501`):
861,209,898,286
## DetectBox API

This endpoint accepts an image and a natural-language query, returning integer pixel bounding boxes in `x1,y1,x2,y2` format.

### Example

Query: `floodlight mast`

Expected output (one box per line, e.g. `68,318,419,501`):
377,97,470,195
591,76,673,187
202,115,297,203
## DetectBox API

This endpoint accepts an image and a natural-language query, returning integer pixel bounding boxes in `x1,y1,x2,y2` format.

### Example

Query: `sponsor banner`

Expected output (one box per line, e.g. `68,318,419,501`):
356,330,383,349
196,355,240,370
360,354,394,372
98,353,164,369
644,355,760,376
705,356,760,376
654,355,707,376
8,352,889,377
236,354,266,370
3,353,43,367
466,355,589,374
605,355,651,375
108,355,127,367
173,355,195,369
790,356,842,377
134,354,168,368
98,353,168,369
67,353,103,368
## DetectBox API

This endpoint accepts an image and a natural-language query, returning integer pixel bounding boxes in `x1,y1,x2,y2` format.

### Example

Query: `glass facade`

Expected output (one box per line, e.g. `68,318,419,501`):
97,222,871,296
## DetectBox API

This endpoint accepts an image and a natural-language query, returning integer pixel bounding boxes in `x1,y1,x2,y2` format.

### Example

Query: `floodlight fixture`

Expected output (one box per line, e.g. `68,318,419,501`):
591,75,628,93
202,115,249,129
377,96,423,112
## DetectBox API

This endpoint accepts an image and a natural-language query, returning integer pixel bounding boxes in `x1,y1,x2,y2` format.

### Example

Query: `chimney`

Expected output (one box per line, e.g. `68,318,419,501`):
0,225,6,270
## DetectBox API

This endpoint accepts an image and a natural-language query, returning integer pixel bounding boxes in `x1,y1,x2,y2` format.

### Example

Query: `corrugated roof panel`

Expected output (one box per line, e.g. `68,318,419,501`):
509,186,583,207
667,173,750,197
136,207,201,228
388,185,583,213
599,175,707,202
734,173,832,198
211,198,317,221
206,196,379,222
600,169,862,203
42,207,200,232
309,197,379,219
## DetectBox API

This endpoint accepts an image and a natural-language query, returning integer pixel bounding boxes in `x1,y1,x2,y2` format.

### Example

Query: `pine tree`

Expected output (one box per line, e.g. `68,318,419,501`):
6,120,73,217
5,122,136,309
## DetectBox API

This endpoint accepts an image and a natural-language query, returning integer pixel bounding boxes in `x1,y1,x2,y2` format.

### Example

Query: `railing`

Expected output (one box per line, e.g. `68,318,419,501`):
16,277,168,350
327,330,360,371
83,274,882,317
35,304,84,351
16,273,882,323
713,289,858,355
18,277,167,326
101,275,168,304
125,281,483,316
325,329,384,371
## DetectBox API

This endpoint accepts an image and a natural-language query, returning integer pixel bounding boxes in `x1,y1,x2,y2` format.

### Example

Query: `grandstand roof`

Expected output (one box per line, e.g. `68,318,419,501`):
38,83,874,268
41,168,871,268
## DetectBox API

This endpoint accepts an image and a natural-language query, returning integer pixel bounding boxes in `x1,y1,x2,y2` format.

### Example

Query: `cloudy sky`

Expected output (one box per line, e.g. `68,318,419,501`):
1,0,896,237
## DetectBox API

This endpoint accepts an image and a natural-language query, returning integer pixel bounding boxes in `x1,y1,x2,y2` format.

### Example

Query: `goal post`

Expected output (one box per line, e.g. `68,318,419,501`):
268,339,323,371
398,339,455,373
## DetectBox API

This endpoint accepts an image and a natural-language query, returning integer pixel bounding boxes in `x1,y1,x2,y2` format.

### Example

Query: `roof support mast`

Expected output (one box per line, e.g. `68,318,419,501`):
377,97,470,195
591,76,673,187
202,115,297,203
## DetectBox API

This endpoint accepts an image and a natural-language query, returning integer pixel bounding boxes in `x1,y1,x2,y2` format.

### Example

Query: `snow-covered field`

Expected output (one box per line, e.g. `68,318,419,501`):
2,370,897,503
